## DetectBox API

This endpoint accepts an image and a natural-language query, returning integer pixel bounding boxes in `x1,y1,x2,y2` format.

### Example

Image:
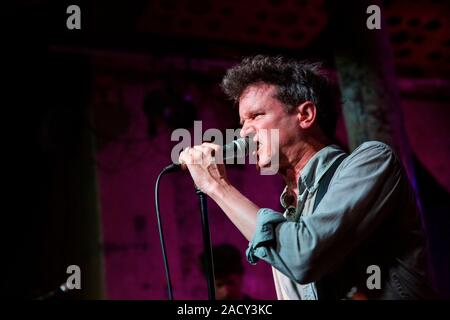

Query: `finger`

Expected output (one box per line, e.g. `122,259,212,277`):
178,147,189,164
201,143,223,163
253,133,258,144
201,142,220,152
194,145,214,157
181,147,197,165
193,145,218,166
202,142,221,157
191,146,205,165
193,145,217,165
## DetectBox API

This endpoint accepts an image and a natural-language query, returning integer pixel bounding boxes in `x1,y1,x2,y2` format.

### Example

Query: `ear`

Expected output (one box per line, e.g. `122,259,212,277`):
296,101,317,129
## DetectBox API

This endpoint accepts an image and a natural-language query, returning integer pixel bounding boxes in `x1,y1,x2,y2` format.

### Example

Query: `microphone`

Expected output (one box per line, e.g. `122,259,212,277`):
163,137,250,173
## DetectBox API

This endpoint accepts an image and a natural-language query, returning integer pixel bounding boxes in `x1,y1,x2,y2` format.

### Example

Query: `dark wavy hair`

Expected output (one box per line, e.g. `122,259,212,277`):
221,55,340,139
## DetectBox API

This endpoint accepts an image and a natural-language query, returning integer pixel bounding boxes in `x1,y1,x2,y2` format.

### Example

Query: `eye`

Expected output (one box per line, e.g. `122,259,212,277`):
254,113,264,120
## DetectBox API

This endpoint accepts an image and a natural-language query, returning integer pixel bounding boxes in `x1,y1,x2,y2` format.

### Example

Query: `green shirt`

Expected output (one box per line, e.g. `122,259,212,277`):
246,141,434,300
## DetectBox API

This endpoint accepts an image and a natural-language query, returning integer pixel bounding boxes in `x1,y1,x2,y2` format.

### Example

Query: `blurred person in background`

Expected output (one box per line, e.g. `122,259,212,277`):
199,244,253,300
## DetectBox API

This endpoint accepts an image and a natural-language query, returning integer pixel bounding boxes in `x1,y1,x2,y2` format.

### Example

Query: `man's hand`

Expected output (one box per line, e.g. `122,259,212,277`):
179,142,229,195
180,142,259,241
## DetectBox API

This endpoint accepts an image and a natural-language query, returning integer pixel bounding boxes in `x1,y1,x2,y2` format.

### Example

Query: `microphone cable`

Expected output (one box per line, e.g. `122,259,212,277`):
154,165,178,300
154,138,249,300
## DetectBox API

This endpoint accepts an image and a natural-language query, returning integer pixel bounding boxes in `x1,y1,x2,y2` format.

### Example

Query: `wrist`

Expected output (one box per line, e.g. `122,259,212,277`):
208,178,233,199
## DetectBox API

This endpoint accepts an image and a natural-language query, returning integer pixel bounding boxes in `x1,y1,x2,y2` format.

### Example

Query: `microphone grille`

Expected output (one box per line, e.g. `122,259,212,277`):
221,136,252,162
222,137,249,161
234,137,250,157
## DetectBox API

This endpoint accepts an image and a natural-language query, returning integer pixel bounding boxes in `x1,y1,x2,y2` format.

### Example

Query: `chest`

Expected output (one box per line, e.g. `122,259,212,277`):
284,188,318,221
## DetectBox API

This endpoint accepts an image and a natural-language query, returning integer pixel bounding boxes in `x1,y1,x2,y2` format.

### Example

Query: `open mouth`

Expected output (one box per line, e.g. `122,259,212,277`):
256,142,262,163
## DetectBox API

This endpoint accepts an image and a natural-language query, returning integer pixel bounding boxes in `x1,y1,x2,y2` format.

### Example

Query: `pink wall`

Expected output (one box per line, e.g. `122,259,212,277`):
94,71,280,299
401,97,450,193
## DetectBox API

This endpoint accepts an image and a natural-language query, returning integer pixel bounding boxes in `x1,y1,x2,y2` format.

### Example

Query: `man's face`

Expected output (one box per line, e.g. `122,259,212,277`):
239,84,300,170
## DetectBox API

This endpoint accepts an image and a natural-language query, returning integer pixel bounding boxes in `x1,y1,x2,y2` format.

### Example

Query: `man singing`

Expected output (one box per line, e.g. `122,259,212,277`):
178,55,435,299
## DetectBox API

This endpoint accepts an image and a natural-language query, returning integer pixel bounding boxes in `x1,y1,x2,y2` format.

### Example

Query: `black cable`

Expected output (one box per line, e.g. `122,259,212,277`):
154,165,176,300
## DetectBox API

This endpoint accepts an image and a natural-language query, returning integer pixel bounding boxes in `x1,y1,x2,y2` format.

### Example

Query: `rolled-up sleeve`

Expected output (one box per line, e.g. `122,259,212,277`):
246,142,406,285
246,208,287,264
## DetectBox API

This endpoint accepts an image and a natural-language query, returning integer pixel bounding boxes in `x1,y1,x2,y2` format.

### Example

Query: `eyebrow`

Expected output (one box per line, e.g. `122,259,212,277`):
239,106,264,126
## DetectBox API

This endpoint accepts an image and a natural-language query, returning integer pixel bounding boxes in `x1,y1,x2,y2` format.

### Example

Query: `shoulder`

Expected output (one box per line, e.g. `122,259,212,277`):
347,141,395,161
340,141,400,172
352,140,393,156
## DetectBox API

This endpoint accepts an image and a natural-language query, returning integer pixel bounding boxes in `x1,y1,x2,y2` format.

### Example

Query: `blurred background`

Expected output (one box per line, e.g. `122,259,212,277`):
3,0,449,299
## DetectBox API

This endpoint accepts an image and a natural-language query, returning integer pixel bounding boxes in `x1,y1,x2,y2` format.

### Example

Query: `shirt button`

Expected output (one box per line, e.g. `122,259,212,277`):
260,248,267,257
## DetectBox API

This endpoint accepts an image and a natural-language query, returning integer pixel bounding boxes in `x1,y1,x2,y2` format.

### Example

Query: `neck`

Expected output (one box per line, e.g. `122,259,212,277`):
280,136,329,196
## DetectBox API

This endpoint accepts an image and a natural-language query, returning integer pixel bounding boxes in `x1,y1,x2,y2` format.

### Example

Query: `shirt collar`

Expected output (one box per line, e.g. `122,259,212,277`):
280,144,345,209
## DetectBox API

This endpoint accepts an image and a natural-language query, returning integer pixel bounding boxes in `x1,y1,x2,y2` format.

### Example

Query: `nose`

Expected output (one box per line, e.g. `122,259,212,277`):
240,122,256,138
